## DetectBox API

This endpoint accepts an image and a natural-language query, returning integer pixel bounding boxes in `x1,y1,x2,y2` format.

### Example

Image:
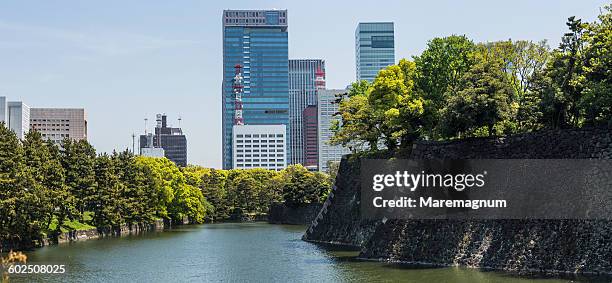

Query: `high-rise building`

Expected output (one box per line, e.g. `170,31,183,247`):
318,89,351,172
140,133,165,158
0,97,30,140
7,101,30,140
30,108,87,144
355,22,395,82
222,10,289,169
232,124,287,171
288,59,325,165
139,114,187,167
302,105,318,171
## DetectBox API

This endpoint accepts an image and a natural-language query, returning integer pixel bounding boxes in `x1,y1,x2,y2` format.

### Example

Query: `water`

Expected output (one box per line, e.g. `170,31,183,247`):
11,223,602,282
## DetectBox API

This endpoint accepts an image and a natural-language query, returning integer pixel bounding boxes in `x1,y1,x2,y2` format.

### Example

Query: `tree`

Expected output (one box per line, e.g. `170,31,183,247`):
280,165,331,206
92,154,122,228
200,168,229,221
330,81,380,151
439,55,515,138
61,139,96,218
414,35,476,137
22,131,60,233
579,5,612,126
0,123,27,243
368,60,425,149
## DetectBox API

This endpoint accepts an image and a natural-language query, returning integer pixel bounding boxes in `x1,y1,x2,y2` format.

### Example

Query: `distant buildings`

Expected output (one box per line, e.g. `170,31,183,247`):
222,10,289,169
302,105,318,171
318,89,350,173
30,108,87,144
0,97,30,140
140,133,165,158
355,22,395,82
139,114,187,167
288,59,325,165
232,124,287,171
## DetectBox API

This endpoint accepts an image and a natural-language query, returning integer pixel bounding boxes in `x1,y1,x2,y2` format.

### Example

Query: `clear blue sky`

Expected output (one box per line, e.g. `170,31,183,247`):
0,0,607,168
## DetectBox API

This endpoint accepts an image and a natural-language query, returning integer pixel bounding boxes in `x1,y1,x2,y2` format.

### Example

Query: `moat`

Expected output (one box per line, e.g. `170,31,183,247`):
14,223,605,282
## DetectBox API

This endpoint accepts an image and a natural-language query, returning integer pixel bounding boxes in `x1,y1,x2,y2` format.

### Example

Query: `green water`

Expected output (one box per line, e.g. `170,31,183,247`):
11,223,603,282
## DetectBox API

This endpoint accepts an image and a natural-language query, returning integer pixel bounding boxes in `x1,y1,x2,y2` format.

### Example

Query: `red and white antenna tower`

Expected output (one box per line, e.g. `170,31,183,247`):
233,64,244,125
315,67,326,90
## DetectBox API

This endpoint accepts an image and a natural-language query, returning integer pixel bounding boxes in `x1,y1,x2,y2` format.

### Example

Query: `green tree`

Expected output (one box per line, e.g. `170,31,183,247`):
579,5,612,126
61,139,96,218
439,55,515,138
92,154,122,228
330,81,380,151
414,35,476,137
200,168,229,221
368,60,424,149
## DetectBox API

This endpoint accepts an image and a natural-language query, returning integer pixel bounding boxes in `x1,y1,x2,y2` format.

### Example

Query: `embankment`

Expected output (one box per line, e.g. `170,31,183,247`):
303,127,612,275
268,203,322,225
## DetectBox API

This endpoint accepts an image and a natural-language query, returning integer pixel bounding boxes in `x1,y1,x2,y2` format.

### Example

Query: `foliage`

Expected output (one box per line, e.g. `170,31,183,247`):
0,124,333,245
439,55,515,138
332,6,611,150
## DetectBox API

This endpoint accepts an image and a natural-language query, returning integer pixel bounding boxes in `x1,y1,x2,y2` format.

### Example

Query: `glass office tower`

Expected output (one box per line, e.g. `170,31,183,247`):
222,10,289,169
355,22,395,82
288,59,325,165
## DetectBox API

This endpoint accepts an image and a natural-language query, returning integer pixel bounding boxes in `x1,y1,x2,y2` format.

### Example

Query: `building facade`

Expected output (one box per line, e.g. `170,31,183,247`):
222,10,289,169
318,89,351,172
355,22,395,82
232,124,287,171
288,59,325,165
302,105,318,170
0,97,30,140
30,108,86,144
139,114,187,167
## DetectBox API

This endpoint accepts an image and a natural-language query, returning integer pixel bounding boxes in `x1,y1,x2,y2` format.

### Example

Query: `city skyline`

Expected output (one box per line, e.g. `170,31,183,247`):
0,0,607,168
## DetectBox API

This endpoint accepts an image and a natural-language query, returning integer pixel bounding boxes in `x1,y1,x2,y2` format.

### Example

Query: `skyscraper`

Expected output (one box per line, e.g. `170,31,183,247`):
30,108,87,144
0,97,30,140
318,89,351,172
302,105,318,170
222,10,289,169
355,22,395,82
288,59,325,165
139,114,187,167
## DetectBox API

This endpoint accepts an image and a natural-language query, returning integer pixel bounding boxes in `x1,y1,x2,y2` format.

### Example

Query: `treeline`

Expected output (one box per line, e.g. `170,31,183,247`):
332,7,611,151
0,124,330,246
183,164,331,222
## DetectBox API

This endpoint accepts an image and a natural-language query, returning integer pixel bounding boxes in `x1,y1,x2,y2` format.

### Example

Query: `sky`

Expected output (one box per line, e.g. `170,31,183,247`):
0,0,608,168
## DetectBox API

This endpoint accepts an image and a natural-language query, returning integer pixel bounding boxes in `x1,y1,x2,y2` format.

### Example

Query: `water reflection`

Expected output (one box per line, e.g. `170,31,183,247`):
10,223,609,282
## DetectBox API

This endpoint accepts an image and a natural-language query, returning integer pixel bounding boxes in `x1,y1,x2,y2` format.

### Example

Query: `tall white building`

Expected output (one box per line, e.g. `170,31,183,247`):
30,108,87,144
232,124,287,171
0,97,30,140
318,89,350,172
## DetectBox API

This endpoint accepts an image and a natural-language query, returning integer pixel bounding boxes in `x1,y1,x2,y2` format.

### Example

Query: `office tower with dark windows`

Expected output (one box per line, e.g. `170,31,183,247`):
288,59,325,165
139,114,187,167
355,22,395,82
222,10,289,169
302,105,318,171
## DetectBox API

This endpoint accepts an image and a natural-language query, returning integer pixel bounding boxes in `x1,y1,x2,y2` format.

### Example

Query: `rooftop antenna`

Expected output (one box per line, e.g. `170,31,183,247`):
178,115,182,128
144,118,149,135
131,133,135,154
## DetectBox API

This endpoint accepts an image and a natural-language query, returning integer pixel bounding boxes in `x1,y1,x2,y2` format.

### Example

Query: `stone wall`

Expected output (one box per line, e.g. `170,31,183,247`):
52,220,164,244
268,203,323,225
303,127,612,274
